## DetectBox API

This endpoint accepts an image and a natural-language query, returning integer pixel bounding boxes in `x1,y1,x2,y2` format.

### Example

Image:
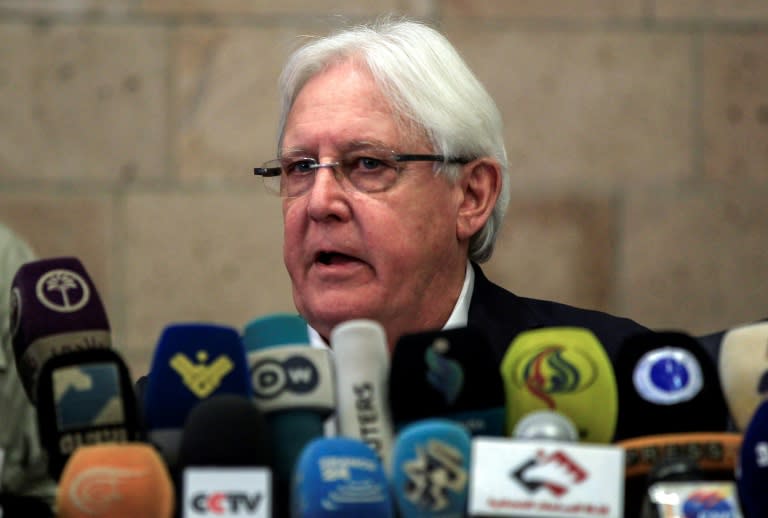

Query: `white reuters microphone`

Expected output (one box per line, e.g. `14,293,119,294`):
330,319,395,468
469,410,624,518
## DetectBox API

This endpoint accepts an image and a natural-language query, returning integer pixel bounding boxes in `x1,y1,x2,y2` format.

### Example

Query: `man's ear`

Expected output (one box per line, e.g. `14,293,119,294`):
456,158,502,241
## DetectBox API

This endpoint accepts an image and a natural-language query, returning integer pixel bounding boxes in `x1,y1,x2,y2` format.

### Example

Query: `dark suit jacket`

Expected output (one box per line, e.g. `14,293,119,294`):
468,262,650,365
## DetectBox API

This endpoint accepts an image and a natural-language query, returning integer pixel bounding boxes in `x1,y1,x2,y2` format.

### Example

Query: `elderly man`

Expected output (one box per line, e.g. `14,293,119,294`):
254,17,649,364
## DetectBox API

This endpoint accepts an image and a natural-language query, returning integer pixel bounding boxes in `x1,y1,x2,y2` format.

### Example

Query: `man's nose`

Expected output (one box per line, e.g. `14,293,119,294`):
305,164,351,221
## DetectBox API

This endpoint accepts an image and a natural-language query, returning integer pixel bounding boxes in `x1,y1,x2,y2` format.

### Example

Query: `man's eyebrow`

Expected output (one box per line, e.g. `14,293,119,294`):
279,147,312,157
280,140,394,157
339,140,392,152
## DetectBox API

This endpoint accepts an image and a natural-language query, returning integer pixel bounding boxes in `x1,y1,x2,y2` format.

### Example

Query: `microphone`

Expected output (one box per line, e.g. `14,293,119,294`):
241,313,335,514
718,321,768,431
736,399,768,518
291,437,393,517
331,319,395,466
56,443,175,518
178,394,273,518
34,347,141,480
389,418,471,517
389,326,505,436
142,322,252,470
617,432,742,518
618,432,742,479
500,326,618,443
10,256,111,403
614,330,729,440
641,457,742,518
468,436,625,516
512,409,579,442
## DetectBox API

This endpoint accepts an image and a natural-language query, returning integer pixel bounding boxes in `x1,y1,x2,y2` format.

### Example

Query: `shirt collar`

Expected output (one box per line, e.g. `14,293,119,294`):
308,260,474,348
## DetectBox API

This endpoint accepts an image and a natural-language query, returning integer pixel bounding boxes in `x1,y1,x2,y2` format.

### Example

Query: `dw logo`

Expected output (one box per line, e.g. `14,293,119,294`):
250,356,319,399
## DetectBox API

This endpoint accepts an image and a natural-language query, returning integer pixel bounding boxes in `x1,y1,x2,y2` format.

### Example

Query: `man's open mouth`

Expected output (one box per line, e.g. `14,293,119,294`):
315,251,359,266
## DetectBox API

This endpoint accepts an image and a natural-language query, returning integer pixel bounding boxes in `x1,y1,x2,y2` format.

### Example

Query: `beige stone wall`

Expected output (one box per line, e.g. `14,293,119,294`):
1,1,766,379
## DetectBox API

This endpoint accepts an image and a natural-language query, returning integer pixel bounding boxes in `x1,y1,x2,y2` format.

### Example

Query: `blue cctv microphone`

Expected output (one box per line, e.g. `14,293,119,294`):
389,326,505,437
737,399,768,518
242,314,336,512
390,419,472,517
142,322,252,470
291,437,394,517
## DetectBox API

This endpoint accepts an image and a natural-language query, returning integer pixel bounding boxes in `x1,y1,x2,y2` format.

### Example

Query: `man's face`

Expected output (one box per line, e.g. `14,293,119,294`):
281,61,469,348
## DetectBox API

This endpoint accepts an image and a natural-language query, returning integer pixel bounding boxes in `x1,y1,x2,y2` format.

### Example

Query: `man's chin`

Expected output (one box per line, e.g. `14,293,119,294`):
300,300,384,337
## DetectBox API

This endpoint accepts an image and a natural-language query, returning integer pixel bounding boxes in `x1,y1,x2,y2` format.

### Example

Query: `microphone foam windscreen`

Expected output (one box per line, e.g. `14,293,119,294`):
501,327,618,443
142,322,251,470
10,256,111,402
242,312,310,349
179,393,271,468
56,443,174,518
292,437,393,517
718,321,768,431
390,418,471,517
242,313,335,416
179,395,274,518
143,322,251,429
242,313,332,509
35,347,140,480
614,330,728,440
331,319,394,466
737,399,768,518
389,326,505,436
512,409,580,442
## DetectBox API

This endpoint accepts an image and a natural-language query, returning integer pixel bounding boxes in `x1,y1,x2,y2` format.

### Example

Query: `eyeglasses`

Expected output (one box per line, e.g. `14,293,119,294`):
253,147,471,198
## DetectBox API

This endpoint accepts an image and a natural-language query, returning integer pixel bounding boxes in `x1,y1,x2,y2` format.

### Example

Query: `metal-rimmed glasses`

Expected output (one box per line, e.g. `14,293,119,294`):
253,147,471,198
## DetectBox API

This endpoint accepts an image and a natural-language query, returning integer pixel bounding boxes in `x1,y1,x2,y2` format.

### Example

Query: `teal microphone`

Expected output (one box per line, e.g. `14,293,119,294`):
242,313,335,512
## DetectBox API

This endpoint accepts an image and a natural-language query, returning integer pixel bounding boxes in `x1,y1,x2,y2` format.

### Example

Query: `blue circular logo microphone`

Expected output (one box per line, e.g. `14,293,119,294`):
633,347,703,405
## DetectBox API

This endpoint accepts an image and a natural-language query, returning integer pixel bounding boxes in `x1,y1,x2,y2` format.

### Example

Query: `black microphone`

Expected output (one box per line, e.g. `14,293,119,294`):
614,330,729,441
640,456,743,518
10,256,111,403
389,325,505,436
34,347,141,480
618,432,742,518
640,456,702,518
0,495,54,518
178,393,273,518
